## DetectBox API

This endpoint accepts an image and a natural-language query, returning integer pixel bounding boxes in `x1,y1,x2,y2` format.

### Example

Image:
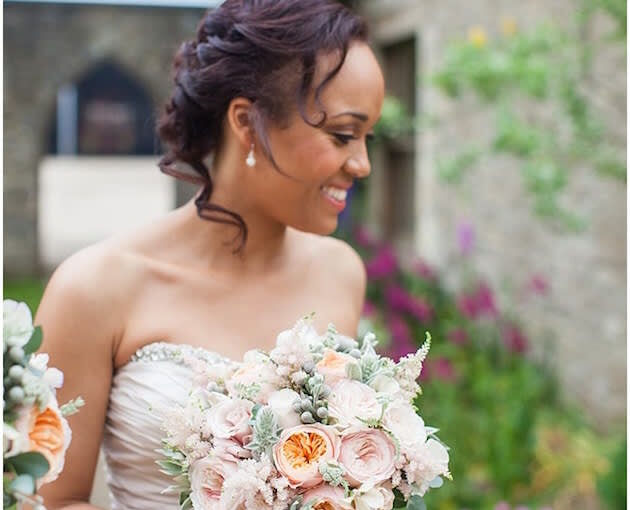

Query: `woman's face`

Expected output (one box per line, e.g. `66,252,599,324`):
253,42,385,235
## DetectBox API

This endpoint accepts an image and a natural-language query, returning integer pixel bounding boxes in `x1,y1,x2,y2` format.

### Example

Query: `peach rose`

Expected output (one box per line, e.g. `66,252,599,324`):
328,380,381,429
339,428,396,487
272,424,339,488
226,358,282,404
206,397,253,444
189,455,238,510
12,398,72,486
316,349,357,387
302,484,353,510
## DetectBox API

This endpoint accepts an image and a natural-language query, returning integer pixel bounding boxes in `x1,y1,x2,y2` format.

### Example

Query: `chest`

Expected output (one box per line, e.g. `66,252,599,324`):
115,265,357,367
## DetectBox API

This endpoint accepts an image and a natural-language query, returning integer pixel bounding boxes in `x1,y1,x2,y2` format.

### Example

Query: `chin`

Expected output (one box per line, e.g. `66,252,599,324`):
291,217,338,236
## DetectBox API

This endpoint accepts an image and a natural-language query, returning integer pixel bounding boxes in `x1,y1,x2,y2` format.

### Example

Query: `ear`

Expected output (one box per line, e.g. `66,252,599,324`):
225,97,255,149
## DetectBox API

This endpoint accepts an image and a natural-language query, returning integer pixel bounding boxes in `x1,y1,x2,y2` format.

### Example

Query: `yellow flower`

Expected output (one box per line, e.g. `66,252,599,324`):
501,17,518,37
468,26,488,48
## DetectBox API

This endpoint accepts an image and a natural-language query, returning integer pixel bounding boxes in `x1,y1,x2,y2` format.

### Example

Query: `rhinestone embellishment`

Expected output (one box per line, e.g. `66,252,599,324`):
130,341,232,366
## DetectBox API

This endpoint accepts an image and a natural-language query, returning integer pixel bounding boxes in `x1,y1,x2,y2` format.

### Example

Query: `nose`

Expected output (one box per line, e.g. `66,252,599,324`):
344,142,371,178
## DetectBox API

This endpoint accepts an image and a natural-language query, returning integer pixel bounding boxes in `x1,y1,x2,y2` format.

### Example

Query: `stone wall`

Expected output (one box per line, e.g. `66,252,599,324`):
4,2,205,276
362,0,626,426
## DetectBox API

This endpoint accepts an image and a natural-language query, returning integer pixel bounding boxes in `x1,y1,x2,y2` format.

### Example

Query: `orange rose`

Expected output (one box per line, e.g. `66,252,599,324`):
316,349,356,386
272,424,339,488
17,399,71,486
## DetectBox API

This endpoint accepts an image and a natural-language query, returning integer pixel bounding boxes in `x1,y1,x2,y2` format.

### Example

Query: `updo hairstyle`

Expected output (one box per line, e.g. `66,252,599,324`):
157,0,368,249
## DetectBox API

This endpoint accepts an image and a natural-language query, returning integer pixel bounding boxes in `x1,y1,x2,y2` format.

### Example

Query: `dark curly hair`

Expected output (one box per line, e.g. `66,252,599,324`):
156,0,368,250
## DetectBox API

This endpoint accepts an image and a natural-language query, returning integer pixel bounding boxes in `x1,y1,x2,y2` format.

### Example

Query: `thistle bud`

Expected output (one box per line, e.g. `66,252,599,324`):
349,349,362,359
9,347,24,363
8,365,24,381
316,407,328,419
8,386,25,403
302,361,315,374
300,411,315,424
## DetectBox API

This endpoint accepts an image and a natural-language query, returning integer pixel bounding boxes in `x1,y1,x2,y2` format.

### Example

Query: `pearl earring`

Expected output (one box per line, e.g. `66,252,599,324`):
246,143,256,167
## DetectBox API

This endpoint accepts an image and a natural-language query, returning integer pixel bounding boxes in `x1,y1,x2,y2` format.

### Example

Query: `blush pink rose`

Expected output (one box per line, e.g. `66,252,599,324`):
189,456,237,510
302,484,353,510
339,428,397,487
272,424,339,488
212,437,252,462
226,358,282,404
206,398,253,444
328,380,381,429
316,349,356,386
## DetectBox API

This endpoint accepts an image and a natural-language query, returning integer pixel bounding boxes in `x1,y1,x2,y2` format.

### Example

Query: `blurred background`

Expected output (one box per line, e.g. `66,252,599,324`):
3,0,626,509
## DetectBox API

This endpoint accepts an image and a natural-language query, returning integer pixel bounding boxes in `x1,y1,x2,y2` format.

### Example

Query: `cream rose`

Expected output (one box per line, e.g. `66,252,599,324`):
189,455,237,510
353,486,395,510
206,398,253,444
316,349,357,387
302,484,353,510
327,380,382,429
338,428,396,487
382,401,427,450
267,389,302,430
272,424,339,488
213,437,252,462
226,359,283,404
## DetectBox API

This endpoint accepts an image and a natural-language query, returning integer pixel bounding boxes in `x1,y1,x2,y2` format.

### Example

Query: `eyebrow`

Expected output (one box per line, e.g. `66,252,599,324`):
330,111,369,122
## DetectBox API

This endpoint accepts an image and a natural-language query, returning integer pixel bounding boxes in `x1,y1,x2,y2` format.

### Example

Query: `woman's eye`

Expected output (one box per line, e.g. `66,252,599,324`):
332,133,356,145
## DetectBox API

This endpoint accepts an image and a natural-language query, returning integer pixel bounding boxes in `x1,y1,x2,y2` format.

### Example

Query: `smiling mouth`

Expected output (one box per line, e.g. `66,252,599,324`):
320,186,348,202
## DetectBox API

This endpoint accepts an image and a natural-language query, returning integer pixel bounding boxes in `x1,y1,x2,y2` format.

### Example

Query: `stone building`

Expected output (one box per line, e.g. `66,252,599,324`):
4,0,625,429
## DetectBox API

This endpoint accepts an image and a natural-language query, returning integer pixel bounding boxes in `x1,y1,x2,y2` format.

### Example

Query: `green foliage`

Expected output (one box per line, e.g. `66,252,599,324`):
347,227,612,510
429,8,625,231
596,438,627,509
3,279,46,314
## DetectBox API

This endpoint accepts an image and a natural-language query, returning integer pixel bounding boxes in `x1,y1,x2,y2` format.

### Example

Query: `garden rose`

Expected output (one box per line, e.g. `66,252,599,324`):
353,486,395,510
12,398,71,486
226,359,282,404
339,428,396,487
272,424,339,488
302,484,352,510
206,398,253,443
213,437,252,462
3,299,34,348
189,455,237,510
267,389,302,430
382,401,427,450
328,380,381,429
316,349,356,386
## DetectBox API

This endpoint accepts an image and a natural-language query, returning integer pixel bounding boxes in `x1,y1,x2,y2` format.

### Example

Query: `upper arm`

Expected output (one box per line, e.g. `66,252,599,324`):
34,247,125,507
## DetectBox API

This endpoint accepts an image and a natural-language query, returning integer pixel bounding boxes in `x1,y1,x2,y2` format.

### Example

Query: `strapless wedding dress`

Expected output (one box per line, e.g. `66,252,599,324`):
102,342,236,510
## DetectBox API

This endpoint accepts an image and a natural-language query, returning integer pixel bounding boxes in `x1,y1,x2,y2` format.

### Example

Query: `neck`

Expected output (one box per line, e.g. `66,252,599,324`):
175,189,289,276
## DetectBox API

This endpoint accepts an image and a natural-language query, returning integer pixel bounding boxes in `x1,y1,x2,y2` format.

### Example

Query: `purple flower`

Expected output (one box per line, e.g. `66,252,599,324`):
362,300,377,317
457,293,479,320
354,226,379,249
386,315,415,361
475,282,498,318
413,259,436,281
385,285,434,323
433,357,456,382
493,504,511,510
457,221,476,256
502,324,529,354
528,274,549,295
447,328,469,345
366,246,398,280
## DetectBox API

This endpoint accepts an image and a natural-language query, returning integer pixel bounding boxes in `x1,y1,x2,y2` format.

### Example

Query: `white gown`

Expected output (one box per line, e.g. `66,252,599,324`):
101,342,235,510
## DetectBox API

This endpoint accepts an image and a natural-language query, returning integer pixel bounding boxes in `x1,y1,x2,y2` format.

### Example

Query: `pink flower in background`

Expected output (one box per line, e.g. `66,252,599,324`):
385,285,434,323
456,293,479,319
528,274,549,295
456,221,476,256
366,247,398,280
421,357,456,383
447,328,469,346
386,315,416,361
502,324,529,354
493,503,511,510
355,226,379,249
474,283,498,318
413,259,436,281
363,300,377,317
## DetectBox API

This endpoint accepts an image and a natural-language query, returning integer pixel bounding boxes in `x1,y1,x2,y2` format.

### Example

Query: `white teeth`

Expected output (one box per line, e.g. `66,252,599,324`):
321,186,347,201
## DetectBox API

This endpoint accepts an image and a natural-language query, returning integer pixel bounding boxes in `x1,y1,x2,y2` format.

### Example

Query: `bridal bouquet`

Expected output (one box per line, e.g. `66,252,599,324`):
159,315,450,510
3,300,83,509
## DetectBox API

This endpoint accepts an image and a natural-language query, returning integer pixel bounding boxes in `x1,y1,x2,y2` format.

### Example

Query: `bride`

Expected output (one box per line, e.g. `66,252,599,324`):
35,0,384,508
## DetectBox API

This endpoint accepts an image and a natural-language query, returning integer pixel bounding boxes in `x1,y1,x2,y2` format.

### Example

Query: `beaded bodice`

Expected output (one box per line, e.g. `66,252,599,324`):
101,342,235,510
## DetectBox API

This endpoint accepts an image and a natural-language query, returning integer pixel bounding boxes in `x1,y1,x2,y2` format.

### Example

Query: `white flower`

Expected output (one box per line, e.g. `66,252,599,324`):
206,398,253,443
328,380,382,429
266,389,301,430
226,360,283,404
270,318,321,377
403,438,450,496
369,374,400,395
3,300,34,348
189,455,237,510
352,486,395,510
382,401,427,450
29,354,64,389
